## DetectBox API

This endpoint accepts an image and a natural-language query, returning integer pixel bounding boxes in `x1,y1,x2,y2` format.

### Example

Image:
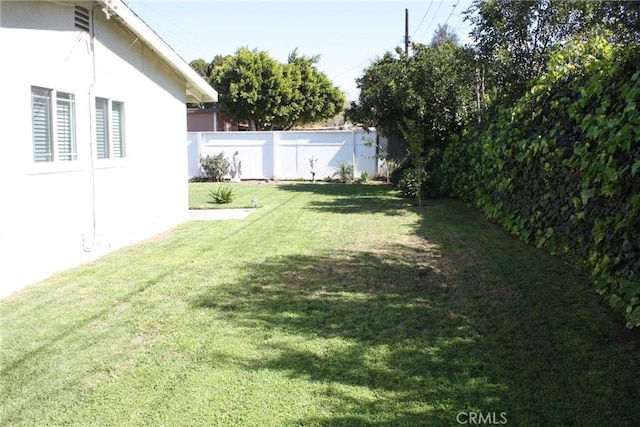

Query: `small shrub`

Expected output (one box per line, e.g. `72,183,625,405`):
397,167,437,205
189,175,209,183
209,187,234,204
334,163,354,183
398,168,424,198
200,153,230,182
360,171,370,183
389,160,410,185
322,175,334,182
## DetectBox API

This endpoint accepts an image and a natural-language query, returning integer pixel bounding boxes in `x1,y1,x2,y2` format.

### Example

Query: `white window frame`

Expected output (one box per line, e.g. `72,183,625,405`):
31,86,78,163
95,97,126,160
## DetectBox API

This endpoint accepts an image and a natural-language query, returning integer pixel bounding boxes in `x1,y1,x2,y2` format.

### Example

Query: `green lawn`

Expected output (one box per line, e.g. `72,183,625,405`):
189,181,283,209
2,182,639,426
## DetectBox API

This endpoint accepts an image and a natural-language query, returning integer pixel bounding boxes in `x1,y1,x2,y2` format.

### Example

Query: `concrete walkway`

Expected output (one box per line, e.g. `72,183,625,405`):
188,208,256,221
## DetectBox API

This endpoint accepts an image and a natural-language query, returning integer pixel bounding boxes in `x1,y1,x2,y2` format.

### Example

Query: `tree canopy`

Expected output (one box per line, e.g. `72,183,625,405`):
465,0,640,104
211,48,287,131
346,40,476,160
431,24,460,47
189,58,211,81
192,48,345,131
272,50,346,130
348,0,640,159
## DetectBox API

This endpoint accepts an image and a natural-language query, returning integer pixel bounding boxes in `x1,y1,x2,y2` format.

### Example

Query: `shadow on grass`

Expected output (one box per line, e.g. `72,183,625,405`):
275,182,393,197
193,184,640,426
192,246,509,426
276,182,411,217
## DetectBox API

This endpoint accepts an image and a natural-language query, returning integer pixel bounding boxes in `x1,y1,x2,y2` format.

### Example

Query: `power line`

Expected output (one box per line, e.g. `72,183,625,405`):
331,35,404,79
332,61,369,78
443,0,461,28
452,9,475,45
453,12,467,30
127,1,212,61
419,0,444,43
410,0,435,39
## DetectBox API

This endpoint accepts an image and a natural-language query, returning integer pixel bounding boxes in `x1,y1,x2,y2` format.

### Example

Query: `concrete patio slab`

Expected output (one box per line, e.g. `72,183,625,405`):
188,208,256,221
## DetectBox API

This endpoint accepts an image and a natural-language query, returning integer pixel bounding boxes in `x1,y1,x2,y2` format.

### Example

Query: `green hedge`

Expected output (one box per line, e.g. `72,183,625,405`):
441,37,640,327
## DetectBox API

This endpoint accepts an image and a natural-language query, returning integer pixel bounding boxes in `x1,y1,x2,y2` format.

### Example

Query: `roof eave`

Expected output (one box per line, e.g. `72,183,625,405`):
99,0,218,103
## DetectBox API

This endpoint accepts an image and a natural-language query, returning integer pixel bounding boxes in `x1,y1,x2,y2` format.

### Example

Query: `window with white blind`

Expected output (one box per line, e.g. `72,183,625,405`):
56,92,77,161
95,98,126,159
32,87,52,162
95,98,110,159
31,86,77,163
112,101,125,158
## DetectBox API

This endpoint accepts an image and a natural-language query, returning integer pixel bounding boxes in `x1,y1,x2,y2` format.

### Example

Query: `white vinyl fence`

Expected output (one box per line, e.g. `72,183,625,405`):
187,130,387,181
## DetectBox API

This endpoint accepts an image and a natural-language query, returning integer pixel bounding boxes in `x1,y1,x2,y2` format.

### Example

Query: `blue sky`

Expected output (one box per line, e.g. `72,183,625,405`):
126,0,475,101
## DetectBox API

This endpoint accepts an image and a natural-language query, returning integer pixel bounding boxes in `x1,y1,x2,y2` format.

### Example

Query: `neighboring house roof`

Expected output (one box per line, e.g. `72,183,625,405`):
99,0,217,103
187,107,224,114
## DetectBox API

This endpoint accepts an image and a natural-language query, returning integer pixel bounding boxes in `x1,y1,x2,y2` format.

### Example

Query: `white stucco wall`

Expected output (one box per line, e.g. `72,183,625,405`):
190,130,383,181
0,1,189,298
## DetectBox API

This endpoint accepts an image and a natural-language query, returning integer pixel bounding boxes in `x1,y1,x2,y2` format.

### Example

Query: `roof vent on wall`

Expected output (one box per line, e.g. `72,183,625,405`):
75,5,90,32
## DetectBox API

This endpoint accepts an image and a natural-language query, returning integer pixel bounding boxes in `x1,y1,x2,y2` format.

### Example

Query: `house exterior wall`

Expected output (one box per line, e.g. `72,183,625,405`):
0,1,189,298
187,109,238,132
187,112,216,132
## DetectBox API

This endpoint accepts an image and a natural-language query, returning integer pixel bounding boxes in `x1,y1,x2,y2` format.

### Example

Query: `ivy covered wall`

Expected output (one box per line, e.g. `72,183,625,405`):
441,38,640,327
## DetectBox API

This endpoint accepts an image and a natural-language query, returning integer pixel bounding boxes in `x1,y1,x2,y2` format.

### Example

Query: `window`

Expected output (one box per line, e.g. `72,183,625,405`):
31,87,77,163
95,98,109,159
95,98,126,159
56,92,77,161
111,101,125,158
31,88,52,162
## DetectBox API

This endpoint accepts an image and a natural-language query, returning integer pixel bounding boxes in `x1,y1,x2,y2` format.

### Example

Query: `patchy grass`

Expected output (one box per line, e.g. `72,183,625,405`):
1,183,639,426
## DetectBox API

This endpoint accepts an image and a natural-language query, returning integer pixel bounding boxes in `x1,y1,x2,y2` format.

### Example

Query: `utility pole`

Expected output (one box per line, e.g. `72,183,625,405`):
404,8,409,56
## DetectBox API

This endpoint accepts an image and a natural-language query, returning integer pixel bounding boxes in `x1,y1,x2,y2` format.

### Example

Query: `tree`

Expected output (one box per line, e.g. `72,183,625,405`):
273,50,345,130
466,0,598,104
407,42,477,152
211,47,345,130
346,49,409,148
347,41,476,160
211,48,287,130
189,58,211,80
589,1,640,43
188,58,223,108
189,55,229,81
431,24,460,47
463,0,640,105
209,55,228,74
